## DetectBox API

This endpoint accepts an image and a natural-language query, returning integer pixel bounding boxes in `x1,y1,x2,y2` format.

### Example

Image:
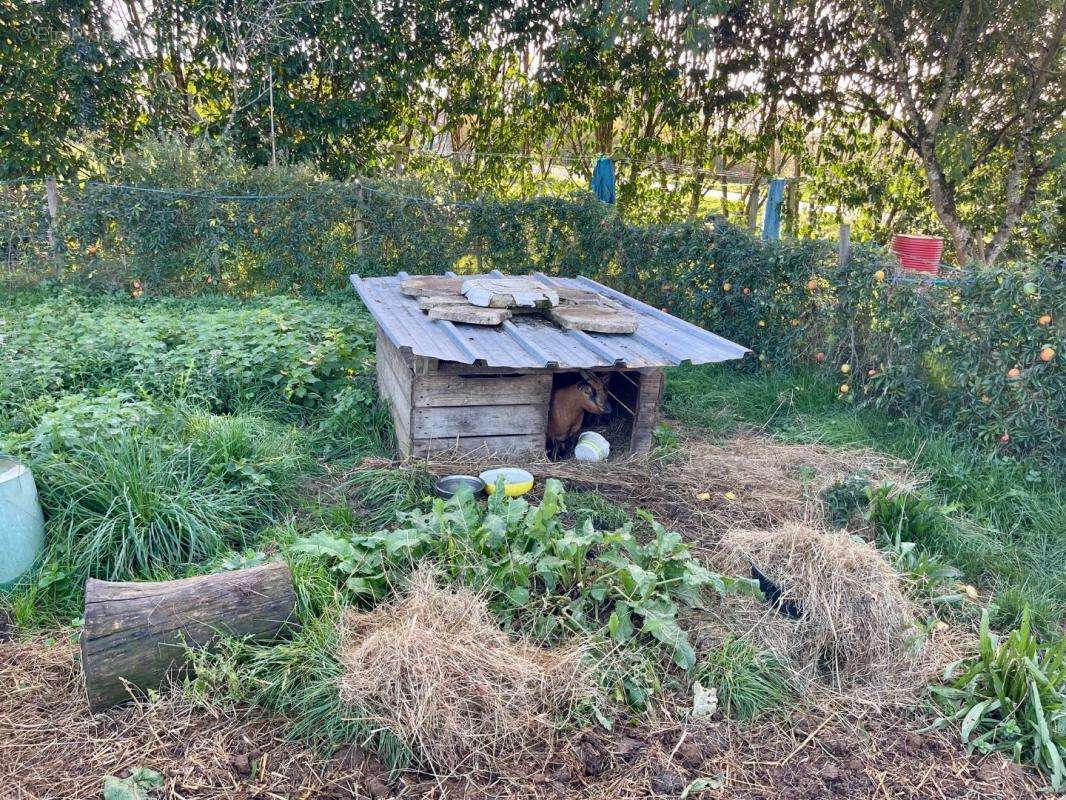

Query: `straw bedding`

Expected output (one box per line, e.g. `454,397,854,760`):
718,523,926,696
337,568,590,772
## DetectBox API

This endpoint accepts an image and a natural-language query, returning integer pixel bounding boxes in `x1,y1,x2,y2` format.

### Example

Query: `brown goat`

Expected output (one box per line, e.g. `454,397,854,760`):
547,371,612,458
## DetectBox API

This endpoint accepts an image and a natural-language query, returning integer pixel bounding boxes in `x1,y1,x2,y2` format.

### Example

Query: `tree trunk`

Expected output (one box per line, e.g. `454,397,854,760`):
81,562,297,711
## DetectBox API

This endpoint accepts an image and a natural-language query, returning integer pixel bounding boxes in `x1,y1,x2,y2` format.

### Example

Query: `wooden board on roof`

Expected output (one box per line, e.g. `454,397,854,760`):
400,276,464,297
547,303,638,334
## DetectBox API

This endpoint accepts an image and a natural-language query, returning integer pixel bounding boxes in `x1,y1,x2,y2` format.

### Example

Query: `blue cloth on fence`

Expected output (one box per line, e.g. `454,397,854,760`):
762,177,787,240
591,156,616,204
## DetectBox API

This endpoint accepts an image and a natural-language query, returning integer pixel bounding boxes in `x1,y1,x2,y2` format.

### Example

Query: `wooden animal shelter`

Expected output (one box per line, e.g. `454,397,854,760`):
351,272,749,458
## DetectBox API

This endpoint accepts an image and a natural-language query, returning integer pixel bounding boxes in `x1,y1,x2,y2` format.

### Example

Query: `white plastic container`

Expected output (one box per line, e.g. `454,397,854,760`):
573,431,610,462
0,457,46,587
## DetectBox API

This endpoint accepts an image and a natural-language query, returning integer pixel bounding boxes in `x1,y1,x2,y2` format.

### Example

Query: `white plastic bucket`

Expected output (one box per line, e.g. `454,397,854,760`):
0,458,46,587
574,431,610,462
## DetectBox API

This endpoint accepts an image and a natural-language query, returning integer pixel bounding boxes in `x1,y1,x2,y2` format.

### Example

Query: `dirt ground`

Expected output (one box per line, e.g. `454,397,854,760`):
2,635,1039,800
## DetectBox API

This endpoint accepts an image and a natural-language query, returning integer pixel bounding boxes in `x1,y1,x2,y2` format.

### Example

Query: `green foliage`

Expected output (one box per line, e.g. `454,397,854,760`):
102,767,164,800
695,637,792,720
867,483,1010,585
0,293,374,418
821,473,872,529
292,479,758,702
562,490,632,532
313,380,396,460
19,390,157,454
881,536,966,612
929,609,1066,790
180,410,310,512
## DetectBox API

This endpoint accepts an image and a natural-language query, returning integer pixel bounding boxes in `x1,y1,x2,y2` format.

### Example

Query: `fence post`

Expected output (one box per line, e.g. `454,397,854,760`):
45,176,59,253
355,180,365,257
838,223,851,268
786,160,800,237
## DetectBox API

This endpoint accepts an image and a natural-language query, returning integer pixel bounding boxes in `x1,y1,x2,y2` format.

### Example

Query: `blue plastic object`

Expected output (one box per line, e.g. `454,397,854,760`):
762,177,787,240
591,156,616,204
0,457,45,587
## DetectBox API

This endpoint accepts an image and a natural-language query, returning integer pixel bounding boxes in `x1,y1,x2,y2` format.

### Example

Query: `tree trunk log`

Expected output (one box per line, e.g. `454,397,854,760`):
81,561,297,711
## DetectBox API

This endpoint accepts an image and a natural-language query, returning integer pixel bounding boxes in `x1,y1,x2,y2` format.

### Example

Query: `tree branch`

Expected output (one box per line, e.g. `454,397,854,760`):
928,0,972,133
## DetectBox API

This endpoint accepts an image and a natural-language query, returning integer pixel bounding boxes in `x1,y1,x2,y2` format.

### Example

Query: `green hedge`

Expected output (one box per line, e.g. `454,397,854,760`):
1,154,1062,463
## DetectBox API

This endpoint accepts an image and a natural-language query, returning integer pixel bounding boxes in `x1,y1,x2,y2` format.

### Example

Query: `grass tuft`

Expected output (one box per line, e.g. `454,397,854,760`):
349,468,434,529
696,637,793,720
32,435,255,581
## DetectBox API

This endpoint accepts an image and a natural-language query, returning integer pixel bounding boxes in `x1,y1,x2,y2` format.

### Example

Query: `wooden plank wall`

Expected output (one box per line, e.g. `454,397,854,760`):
630,368,664,454
410,371,550,457
373,325,665,458
375,326,550,458
375,329,414,456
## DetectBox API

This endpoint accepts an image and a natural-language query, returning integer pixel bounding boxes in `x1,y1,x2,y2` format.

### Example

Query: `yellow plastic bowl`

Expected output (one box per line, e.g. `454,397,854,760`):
479,467,535,497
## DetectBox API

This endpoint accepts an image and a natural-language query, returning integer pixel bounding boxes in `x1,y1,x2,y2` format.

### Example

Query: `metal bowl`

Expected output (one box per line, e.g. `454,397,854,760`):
434,474,486,500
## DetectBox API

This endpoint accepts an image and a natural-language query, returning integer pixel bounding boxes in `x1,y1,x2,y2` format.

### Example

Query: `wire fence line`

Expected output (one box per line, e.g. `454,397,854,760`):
0,169,779,290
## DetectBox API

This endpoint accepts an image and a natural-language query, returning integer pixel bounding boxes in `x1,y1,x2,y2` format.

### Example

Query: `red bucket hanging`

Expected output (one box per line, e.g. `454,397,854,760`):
891,234,943,274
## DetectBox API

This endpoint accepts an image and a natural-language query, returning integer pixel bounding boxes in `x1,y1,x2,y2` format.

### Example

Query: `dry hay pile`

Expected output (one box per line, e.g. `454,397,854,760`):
718,523,927,698
397,427,912,547
337,569,590,773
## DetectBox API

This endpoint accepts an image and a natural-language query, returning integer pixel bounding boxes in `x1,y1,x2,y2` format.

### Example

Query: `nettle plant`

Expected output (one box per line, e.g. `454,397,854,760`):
293,479,756,692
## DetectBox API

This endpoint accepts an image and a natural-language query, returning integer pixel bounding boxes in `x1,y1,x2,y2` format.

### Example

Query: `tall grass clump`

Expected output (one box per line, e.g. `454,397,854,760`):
349,468,434,529
180,409,311,514
696,637,793,720
186,613,414,772
34,435,257,580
